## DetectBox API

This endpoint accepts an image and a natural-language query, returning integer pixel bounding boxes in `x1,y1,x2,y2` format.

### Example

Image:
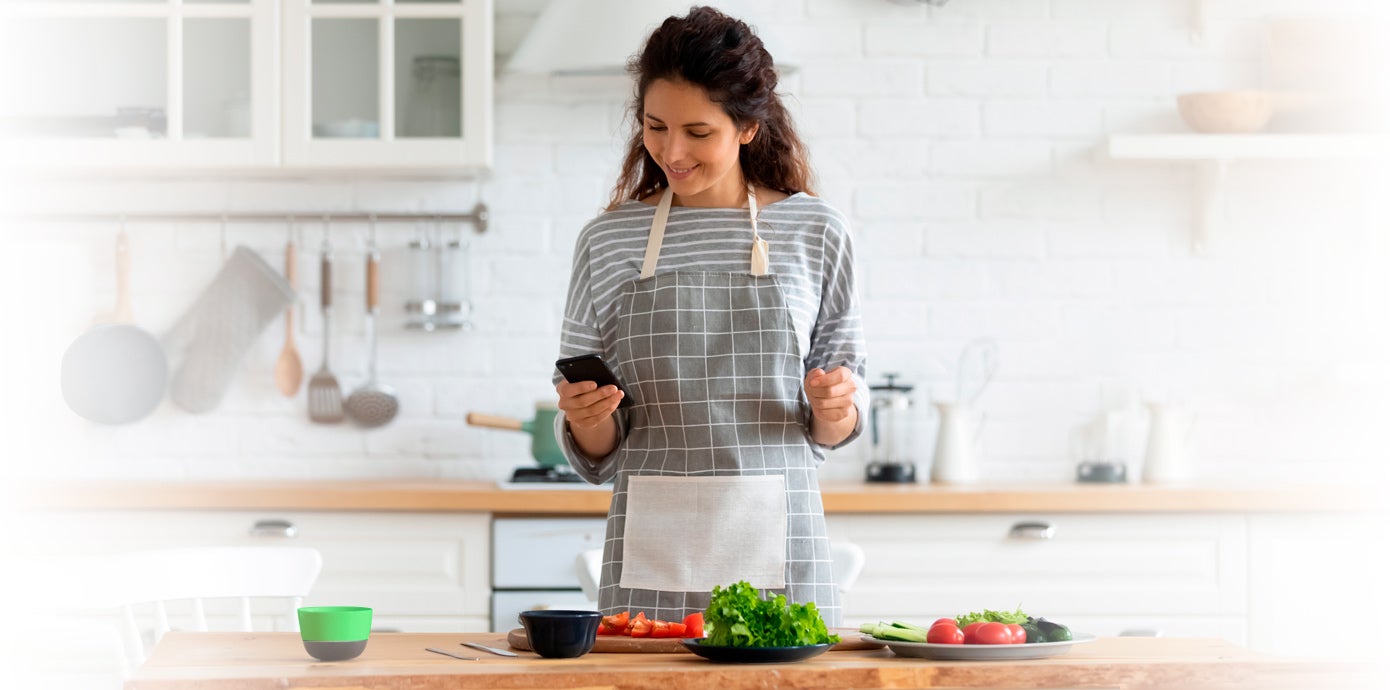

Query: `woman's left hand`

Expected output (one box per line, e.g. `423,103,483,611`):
804,366,857,423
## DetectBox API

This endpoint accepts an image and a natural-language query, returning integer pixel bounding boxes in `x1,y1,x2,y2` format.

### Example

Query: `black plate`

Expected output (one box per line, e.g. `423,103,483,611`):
680,639,834,663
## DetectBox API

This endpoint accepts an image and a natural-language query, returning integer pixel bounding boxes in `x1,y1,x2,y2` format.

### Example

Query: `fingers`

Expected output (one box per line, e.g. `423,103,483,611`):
555,380,624,429
804,366,857,422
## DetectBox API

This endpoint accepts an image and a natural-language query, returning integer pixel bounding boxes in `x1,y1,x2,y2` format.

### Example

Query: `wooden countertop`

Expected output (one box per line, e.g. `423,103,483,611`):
126,632,1375,690
25,479,1375,514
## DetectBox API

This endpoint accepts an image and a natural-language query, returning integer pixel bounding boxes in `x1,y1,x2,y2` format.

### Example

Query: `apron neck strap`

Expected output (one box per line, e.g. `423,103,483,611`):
639,186,765,280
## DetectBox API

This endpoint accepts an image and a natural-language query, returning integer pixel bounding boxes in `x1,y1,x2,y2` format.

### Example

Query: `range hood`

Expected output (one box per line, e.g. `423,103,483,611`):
505,0,796,76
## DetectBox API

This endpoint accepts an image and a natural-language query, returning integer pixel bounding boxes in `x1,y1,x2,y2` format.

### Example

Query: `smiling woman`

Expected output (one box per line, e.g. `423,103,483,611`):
550,6,869,629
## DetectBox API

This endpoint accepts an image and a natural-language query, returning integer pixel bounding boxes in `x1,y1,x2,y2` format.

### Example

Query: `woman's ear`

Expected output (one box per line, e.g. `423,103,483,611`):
739,122,759,145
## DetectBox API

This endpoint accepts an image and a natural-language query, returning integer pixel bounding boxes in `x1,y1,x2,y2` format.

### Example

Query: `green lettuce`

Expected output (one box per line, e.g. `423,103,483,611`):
703,581,840,648
955,606,1029,627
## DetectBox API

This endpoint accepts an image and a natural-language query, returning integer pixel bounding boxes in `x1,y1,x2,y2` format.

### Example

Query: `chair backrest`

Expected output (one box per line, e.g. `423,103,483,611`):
73,546,323,674
574,540,866,602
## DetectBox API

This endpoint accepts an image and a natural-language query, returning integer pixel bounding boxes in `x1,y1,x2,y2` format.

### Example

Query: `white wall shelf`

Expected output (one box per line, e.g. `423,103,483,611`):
1105,134,1389,253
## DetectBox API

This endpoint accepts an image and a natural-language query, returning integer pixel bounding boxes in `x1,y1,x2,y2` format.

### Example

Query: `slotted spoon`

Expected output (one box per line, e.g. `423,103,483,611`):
307,229,343,423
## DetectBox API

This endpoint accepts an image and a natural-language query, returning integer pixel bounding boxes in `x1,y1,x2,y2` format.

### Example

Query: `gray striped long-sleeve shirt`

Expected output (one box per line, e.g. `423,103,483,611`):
554,192,869,482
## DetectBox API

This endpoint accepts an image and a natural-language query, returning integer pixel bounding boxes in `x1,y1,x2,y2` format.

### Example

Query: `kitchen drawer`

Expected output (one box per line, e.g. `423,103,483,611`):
828,513,1246,620
492,517,607,589
27,510,492,631
491,590,597,633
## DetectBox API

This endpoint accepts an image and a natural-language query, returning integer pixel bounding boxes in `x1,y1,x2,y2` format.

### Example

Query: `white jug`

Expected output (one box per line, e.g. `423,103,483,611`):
1142,403,1197,483
931,402,983,484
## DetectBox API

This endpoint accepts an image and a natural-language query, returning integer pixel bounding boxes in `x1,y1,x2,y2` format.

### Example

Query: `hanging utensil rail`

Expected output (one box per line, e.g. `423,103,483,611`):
9,203,490,233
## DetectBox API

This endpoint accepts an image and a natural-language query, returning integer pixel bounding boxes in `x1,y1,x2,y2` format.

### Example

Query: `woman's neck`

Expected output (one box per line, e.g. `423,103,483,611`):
672,175,751,209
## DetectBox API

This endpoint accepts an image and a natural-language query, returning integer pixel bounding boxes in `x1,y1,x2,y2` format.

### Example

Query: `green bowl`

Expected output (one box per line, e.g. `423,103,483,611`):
298,606,372,661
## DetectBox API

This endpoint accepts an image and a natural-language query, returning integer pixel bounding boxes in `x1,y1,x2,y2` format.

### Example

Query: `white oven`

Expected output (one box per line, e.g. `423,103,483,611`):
491,517,606,632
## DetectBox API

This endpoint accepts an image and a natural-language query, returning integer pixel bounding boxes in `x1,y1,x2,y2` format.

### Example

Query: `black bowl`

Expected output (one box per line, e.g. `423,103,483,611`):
519,610,602,658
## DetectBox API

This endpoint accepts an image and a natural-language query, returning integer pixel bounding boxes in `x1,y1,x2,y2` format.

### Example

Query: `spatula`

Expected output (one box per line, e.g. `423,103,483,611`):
307,230,343,423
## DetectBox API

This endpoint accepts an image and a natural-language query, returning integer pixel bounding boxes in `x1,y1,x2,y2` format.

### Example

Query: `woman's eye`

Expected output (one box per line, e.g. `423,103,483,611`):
646,125,666,132
689,132,711,139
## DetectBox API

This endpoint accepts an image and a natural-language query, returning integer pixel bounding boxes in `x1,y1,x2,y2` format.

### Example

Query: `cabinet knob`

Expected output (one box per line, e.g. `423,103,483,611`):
1007,521,1055,540
249,519,297,538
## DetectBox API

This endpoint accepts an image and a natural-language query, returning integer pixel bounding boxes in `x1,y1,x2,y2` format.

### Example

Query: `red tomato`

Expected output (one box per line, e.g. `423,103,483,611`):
630,618,653,637
932,618,956,628
667,622,687,637
682,612,705,638
1006,624,1026,644
602,611,630,630
973,622,1012,645
962,622,987,644
651,620,671,638
927,623,964,644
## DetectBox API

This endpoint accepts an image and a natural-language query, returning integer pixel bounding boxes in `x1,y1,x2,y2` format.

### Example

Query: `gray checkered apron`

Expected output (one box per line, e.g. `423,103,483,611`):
596,187,840,626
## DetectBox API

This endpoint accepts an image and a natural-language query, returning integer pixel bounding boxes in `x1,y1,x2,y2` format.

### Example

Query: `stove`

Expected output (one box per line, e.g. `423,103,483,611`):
509,466,586,483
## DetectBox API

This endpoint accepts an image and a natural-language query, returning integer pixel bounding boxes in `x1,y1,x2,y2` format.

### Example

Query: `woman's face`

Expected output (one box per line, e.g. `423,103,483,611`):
642,78,757,208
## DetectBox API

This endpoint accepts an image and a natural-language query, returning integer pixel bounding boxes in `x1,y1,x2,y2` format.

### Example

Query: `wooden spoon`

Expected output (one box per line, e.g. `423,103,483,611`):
274,238,304,396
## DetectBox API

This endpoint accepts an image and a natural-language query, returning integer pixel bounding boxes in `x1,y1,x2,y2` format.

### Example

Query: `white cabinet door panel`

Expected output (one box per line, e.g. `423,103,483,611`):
829,514,1246,619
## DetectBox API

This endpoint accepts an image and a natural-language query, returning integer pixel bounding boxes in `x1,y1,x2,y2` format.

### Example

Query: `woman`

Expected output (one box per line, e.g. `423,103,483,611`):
553,6,867,627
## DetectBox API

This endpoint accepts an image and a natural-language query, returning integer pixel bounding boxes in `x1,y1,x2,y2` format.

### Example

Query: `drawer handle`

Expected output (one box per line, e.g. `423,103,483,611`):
1007,521,1055,540
249,519,297,538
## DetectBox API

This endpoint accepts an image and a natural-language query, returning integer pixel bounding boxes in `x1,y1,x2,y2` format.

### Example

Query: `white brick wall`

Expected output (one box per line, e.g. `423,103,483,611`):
8,0,1390,488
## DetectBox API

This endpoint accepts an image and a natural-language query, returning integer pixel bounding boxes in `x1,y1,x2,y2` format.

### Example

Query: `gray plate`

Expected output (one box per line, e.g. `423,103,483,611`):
868,633,1096,661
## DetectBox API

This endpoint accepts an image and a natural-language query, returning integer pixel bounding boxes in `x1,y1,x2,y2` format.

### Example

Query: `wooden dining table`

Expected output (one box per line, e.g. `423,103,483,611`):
122,631,1378,690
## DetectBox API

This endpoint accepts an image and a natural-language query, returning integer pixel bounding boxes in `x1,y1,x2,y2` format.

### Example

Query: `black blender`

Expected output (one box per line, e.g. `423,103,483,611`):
865,373,918,483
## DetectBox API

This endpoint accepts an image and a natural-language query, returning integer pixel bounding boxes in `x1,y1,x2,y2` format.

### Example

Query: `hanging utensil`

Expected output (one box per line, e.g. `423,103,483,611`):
307,223,343,423
60,227,168,424
345,222,399,427
274,228,303,397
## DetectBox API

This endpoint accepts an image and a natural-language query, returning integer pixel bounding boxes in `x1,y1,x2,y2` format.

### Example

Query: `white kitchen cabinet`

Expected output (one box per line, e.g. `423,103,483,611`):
1,0,279,170
28,510,493,632
281,0,493,170
827,513,1248,645
0,0,493,173
1247,513,1386,659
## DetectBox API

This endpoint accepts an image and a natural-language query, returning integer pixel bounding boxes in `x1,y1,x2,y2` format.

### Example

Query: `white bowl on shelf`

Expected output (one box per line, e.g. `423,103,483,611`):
1176,90,1273,134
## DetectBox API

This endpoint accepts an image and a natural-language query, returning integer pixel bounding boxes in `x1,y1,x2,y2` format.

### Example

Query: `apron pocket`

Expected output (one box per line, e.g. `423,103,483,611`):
619,475,787,592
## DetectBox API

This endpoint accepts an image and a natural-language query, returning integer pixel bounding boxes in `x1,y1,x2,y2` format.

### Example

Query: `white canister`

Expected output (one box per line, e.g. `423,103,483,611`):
1142,402,1197,483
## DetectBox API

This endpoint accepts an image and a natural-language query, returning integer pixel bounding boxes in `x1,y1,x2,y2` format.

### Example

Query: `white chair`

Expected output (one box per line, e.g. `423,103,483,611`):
64,546,324,675
574,541,866,602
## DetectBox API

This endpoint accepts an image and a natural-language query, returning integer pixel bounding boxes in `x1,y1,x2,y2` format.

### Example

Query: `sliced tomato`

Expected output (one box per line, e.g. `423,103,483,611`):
630,618,654,638
651,620,671,638
602,611,630,630
624,611,648,634
595,624,620,636
667,622,687,637
682,612,705,638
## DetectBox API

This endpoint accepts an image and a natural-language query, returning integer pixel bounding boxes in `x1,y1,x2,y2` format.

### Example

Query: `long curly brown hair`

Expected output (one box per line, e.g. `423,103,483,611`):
605,6,814,211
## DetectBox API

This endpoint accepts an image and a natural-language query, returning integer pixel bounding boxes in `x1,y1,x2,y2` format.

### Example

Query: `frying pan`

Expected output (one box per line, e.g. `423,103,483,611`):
466,403,565,468
60,231,167,425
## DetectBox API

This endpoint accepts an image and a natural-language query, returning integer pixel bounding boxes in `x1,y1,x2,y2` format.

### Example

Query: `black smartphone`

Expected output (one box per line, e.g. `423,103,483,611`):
555,354,633,408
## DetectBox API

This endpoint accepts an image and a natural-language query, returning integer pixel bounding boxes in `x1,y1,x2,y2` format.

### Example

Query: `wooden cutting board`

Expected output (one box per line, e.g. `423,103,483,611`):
506,628,883,654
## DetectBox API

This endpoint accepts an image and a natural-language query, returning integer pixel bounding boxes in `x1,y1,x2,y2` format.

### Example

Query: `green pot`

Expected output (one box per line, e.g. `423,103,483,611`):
466,403,567,469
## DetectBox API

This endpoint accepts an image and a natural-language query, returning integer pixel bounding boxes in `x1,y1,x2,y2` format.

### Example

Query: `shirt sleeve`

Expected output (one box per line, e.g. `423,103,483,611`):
806,209,869,450
553,227,626,484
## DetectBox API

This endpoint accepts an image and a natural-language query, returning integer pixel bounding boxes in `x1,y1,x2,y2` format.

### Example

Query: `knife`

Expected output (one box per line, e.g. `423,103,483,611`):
461,641,519,657
426,647,478,661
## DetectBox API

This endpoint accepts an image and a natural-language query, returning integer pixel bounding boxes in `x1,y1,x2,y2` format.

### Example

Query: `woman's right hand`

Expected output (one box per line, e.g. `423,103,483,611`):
556,381,623,460
556,380,624,431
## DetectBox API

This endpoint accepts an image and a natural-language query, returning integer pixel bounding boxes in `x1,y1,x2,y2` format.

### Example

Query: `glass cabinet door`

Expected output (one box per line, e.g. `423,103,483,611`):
0,0,276,169
284,0,492,169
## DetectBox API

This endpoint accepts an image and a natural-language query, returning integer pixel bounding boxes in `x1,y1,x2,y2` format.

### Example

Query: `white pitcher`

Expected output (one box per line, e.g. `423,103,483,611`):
1142,402,1197,483
931,402,983,484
